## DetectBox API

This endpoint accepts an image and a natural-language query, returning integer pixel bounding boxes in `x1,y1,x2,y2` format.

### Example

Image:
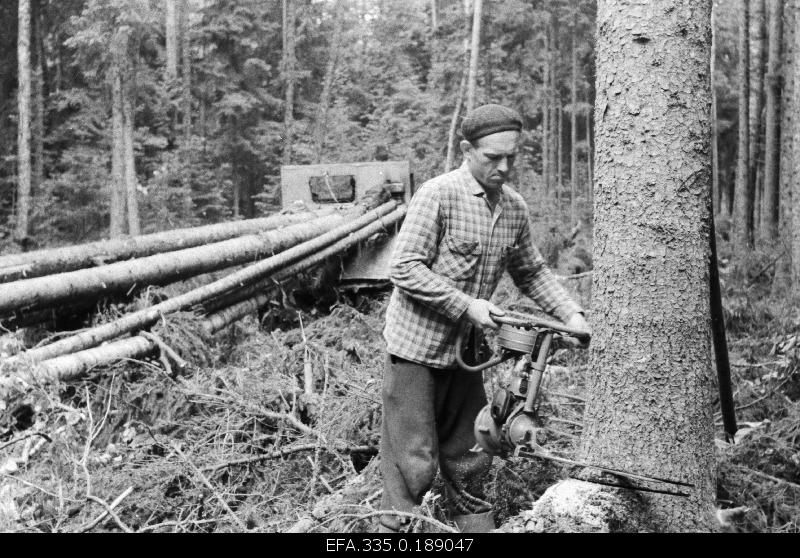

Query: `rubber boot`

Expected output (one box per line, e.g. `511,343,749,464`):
452,511,495,533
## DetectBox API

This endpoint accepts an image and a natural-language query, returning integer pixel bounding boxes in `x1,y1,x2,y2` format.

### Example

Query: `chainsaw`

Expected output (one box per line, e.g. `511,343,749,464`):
455,311,694,497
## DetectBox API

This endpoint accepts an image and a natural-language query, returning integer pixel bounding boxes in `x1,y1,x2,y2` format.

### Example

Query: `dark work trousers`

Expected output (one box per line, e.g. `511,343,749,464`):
379,353,493,531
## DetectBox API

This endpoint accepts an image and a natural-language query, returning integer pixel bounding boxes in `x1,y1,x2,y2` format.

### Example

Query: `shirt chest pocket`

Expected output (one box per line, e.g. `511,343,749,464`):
432,233,482,281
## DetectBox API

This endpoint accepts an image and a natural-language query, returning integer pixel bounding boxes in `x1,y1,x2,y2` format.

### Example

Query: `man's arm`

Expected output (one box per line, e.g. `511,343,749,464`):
389,185,475,322
506,217,584,323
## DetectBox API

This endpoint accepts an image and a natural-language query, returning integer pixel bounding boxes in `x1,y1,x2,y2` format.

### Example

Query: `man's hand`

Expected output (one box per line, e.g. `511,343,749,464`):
562,312,591,348
466,299,505,330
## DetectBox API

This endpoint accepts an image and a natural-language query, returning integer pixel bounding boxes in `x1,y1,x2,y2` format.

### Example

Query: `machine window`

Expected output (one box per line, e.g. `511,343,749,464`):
309,174,356,203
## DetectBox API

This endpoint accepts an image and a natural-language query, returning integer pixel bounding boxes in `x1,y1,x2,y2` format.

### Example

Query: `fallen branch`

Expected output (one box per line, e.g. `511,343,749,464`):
79,486,134,533
203,443,375,473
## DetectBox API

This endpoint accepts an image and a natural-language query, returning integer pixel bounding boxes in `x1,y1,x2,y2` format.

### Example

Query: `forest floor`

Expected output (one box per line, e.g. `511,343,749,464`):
0,257,798,533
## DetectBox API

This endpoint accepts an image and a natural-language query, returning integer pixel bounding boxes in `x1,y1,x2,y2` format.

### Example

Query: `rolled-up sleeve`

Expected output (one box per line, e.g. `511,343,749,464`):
506,217,583,323
389,185,473,322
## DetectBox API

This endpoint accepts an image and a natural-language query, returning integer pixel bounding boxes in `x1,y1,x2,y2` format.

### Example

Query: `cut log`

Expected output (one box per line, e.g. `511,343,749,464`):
4,200,401,366
2,205,406,389
204,205,407,333
0,207,336,283
0,213,349,315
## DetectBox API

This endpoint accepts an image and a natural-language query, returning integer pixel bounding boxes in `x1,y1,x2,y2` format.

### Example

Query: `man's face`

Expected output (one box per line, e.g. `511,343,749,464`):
462,130,520,192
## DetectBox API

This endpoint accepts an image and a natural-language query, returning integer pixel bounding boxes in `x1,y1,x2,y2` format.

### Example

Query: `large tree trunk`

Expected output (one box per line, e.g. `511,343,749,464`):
749,0,766,241
761,0,781,241
734,0,753,249
0,207,336,283
282,0,296,166
792,1,800,291
16,0,32,245
774,1,796,292
711,2,720,216
465,0,482,112
532,0,716,532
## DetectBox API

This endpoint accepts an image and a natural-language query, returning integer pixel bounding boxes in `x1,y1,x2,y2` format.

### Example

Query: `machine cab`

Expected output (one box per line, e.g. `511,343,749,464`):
279,161,414,286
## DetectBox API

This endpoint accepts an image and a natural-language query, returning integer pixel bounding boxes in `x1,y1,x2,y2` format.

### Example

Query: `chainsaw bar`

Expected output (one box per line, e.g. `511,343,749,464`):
513,447,694,498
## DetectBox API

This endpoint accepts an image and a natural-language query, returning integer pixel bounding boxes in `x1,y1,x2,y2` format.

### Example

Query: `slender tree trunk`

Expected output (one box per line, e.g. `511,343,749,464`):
542,23,550,194
761,0,781,243
557,103,564,199
465,0,482,112
16,0,32,245
749,0,766,241
773,1,795,292
313,1,343,163
571,7,579,224
282,0,296,166
110,30,127,238
711,2,720,216
575,0,716,530
123,55,139,235
180,0,191,145
585,91,594,203
431,0,437,31
31,0,44,196
549,14,559,198
445,2,472,172
165,0,178,80
734,0,752,248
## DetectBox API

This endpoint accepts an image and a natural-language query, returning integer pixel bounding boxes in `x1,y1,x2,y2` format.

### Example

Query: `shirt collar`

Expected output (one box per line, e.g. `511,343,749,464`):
458,161,507,207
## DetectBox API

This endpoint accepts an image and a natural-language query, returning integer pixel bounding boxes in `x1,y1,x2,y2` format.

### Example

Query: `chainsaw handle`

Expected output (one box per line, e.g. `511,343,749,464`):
454,330,506,372
493,314,591,343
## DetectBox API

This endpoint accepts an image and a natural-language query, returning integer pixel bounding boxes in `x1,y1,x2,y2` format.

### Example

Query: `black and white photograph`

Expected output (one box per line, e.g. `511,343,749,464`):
0,0,797,536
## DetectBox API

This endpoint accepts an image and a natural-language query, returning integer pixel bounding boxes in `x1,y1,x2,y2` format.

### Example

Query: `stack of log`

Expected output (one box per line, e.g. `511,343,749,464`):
0,189,406,394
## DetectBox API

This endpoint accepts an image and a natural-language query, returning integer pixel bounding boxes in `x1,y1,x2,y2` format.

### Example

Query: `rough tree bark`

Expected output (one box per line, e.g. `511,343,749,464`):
761,0,781,241
711,1,720,216
792,1,800,290
734,0,752,248
16,0,31,245
465,0,482,112
773,1,795,292
529,0,716,532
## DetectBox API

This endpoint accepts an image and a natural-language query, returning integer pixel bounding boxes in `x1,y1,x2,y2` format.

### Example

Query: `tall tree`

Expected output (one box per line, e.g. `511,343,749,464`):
445,0,471,172
570,2,579,223
313,1,344,163
542,18,551,194
180,0,191,143
792,0,800,290
774,0,796,292
749,0,765,237
465,0,482,112
734,0,752,248
16,0,32,245
110,27,128,238
31,0,44,198
165,0,178,81
282,0,296,166
761,0,781,241
531,0,716,530
711,1,720,216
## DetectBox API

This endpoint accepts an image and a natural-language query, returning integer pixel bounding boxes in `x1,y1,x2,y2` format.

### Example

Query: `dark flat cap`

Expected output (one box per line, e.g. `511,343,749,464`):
461,103,523,142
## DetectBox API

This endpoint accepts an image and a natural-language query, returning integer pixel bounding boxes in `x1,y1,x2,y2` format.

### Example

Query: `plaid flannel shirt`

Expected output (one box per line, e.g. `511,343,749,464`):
383,162,583,368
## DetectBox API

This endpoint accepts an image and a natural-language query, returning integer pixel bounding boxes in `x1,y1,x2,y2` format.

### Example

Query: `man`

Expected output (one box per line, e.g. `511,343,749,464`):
380,103,589,533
